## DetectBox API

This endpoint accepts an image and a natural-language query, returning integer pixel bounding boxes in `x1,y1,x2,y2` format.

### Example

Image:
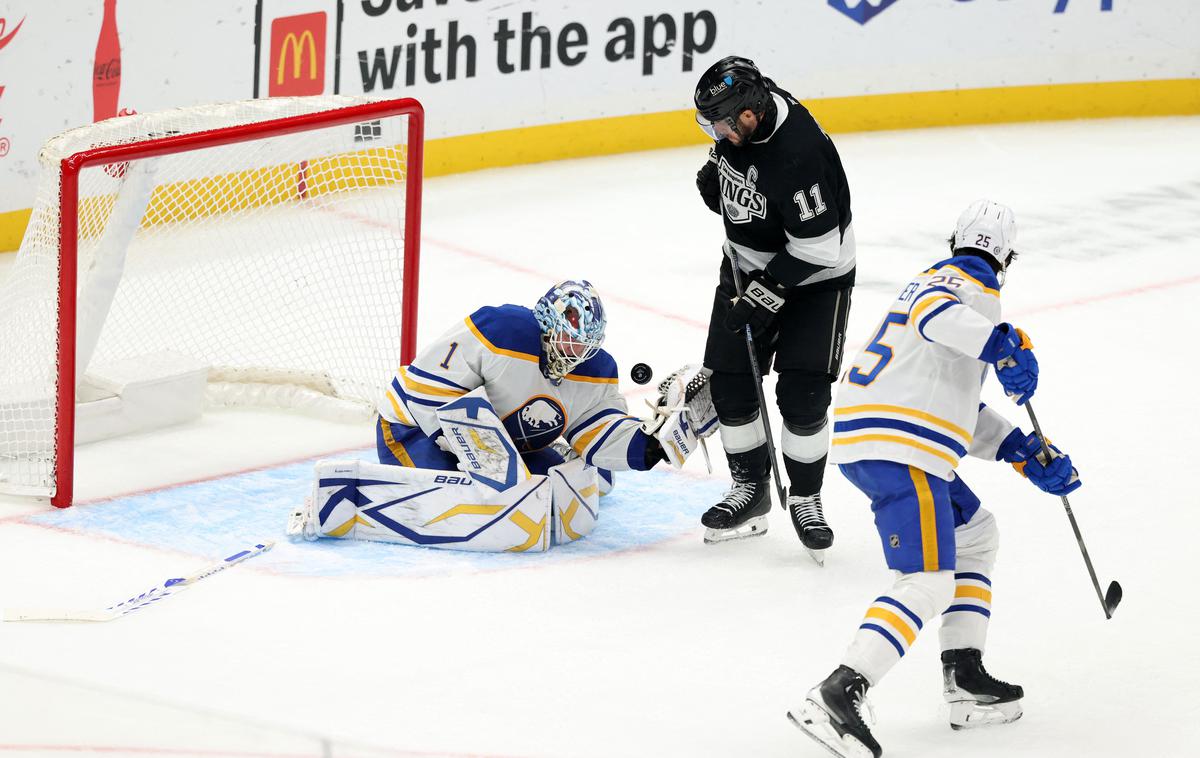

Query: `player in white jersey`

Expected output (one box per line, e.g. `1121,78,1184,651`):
789,201,1082,757
289,280,716,552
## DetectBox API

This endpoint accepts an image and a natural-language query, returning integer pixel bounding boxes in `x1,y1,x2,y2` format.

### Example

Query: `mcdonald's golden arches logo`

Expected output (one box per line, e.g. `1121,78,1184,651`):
269,12,326,96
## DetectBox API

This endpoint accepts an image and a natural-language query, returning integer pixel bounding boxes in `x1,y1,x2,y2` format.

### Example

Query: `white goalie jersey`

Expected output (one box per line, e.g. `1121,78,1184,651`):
830,255,1017,481
380,304,654,471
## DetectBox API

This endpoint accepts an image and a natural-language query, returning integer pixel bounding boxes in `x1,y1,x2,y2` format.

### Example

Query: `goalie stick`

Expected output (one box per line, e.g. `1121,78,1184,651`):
3,542,273,623
1024,402,1122,619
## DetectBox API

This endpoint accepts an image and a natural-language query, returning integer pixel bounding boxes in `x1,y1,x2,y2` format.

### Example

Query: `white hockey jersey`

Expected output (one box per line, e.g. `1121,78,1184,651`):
830,255,1017,481
380,304,654,471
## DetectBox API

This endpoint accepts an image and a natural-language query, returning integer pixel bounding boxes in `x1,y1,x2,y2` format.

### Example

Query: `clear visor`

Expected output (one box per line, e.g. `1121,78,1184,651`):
695,111,739,141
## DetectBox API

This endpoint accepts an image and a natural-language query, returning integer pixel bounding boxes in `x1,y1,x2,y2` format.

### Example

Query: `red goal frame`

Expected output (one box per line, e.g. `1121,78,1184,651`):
52,98,424,507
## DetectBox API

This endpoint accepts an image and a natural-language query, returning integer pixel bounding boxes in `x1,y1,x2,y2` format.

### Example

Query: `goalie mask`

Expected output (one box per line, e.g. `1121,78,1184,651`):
952,199,1018,282
534,280,606,384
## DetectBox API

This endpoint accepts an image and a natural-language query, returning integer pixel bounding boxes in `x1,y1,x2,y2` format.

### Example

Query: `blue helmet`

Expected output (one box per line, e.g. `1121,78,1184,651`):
534,280,606,382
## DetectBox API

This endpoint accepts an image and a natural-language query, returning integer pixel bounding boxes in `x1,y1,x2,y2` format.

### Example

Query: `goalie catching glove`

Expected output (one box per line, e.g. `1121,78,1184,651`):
642,364,718,469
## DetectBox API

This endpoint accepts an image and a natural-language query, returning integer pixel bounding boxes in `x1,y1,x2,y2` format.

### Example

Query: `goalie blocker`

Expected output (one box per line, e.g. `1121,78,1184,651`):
289,376,717,552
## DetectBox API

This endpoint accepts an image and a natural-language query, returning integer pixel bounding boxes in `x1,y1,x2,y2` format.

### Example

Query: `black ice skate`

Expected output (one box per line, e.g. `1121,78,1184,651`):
787,493,833,566
789,665,882,758
701,479,771,543
941,648,1024,730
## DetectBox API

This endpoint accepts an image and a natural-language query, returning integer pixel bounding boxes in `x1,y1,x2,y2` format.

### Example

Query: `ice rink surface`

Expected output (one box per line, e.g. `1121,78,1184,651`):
1,115,1199,757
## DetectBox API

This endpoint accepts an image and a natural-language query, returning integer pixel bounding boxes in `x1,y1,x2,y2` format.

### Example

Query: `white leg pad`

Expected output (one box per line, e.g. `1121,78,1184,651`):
940,508,1000,653
547,458,601,544
306,458,552,552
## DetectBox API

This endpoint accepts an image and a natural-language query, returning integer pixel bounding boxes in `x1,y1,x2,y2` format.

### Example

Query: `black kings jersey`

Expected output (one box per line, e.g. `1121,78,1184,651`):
713,85,854,290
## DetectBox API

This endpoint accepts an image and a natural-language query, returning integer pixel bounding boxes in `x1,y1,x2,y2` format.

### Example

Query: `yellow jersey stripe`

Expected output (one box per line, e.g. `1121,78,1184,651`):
379,418,416,467
910,293,958,324
385,392,413,426
835,404,973,443
571,421,609,457
955,585,993,603
909,466,941,572
465,317,539,364
833,434,959,467
865,606,917,645
401,368,469,398
563,372,619,384
942,265,1000,297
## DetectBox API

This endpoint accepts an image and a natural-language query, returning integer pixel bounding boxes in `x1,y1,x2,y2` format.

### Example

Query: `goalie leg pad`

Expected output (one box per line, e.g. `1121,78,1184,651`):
305,458,552,553
547,458,601,544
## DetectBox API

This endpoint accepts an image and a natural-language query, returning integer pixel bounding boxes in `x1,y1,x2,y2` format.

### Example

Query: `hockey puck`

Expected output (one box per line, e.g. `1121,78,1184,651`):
630,363,653,385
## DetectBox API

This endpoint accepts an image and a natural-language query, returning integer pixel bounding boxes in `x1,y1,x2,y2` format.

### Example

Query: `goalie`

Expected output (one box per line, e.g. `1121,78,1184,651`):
288,280,716,552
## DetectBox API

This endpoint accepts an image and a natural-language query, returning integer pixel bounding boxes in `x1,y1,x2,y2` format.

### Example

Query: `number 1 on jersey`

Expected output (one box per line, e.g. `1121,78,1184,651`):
439,341,459,369
848,312,908,386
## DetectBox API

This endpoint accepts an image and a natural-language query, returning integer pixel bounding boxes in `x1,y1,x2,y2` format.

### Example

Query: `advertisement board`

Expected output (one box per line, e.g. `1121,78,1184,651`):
0,0,1196,249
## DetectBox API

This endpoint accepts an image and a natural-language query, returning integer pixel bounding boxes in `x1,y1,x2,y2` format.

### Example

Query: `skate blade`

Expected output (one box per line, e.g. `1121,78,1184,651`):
805,547,826,567
947,698,1023,730
703,516,768,544
788,700,875,758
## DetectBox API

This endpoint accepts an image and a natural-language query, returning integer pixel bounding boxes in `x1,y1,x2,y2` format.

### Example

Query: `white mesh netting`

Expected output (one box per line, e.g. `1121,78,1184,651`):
0,96,418,498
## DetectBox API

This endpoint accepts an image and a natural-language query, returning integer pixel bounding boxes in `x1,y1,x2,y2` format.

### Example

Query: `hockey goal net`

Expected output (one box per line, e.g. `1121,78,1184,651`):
0,96,423,507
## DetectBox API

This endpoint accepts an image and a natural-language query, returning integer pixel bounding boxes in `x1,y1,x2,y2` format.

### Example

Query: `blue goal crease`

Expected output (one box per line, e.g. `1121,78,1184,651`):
25,451,724,578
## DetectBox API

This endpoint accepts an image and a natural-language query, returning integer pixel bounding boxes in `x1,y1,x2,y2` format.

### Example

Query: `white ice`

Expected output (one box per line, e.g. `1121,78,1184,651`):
1,115,1198,757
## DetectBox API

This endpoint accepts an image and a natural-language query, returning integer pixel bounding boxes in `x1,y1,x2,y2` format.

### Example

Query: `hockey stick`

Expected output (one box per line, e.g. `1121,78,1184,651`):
3,542,273,623
726,249,823,567
1024,402,1121,619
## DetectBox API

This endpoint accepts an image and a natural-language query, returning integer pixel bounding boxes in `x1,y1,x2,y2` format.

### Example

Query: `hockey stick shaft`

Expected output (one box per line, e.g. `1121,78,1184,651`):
726,252,788,512
1023,402,1118,618
3,542,273,623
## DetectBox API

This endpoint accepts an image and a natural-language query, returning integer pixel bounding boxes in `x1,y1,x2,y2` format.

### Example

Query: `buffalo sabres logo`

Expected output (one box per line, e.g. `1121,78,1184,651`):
505,396,567,452
718,158,767,224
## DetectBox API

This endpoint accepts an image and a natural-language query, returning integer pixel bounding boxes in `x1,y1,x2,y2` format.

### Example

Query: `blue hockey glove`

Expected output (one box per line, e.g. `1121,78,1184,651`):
725,273,786,337
980,323,1038,405
1000,430,1081,496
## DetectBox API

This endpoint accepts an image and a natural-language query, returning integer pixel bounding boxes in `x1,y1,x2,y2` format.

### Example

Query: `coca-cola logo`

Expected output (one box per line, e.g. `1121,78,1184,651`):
95,57,121,83
0,16,23,53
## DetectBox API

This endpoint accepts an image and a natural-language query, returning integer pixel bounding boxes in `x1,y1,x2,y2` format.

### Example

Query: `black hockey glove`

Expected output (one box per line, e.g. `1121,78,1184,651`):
696,147,721,215
725,273,786,337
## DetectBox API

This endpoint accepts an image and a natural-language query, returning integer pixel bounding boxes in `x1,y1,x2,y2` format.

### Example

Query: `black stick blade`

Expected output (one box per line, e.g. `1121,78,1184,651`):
1104,581,1123,618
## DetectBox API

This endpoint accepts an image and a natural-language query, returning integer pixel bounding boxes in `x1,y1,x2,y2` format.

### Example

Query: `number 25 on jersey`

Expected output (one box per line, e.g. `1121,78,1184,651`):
848,312,908,386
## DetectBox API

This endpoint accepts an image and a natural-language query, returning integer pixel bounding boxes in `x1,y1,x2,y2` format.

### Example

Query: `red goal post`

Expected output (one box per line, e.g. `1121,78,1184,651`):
0,97,424,508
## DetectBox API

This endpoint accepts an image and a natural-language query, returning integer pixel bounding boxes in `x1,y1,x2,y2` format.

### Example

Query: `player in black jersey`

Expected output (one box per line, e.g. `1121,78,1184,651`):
693,56,855,554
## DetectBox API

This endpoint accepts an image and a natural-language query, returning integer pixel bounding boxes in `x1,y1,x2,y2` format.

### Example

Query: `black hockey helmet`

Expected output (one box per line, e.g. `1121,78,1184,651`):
694,56,770,140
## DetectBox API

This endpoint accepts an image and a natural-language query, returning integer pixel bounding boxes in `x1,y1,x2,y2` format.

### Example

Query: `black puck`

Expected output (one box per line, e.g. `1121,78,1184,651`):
630,362,653,385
